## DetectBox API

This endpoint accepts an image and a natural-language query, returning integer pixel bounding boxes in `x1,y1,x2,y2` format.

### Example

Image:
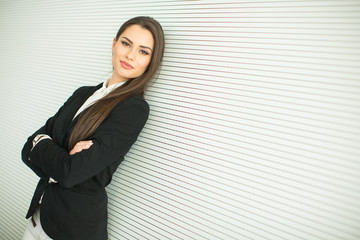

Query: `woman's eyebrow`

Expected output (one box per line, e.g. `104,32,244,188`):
122,37,153,52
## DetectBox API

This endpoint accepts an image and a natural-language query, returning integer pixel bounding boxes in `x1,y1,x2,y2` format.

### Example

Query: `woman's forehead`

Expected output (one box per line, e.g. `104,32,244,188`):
120,25,154,49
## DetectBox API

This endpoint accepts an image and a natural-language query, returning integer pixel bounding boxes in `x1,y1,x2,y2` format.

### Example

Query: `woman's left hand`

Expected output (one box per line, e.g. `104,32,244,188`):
69,140,93,155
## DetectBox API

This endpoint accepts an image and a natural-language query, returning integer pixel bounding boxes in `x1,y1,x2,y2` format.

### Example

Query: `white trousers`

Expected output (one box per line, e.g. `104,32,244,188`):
22,207,53,240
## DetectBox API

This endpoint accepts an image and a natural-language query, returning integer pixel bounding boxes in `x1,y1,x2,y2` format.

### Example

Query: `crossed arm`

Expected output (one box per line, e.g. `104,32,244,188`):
22,90,149,188
29,136,92,184
34,135,93,155
21,87,87,180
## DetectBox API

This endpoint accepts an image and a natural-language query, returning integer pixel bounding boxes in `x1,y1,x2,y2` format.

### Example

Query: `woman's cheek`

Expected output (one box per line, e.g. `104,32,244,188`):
141,58,151,70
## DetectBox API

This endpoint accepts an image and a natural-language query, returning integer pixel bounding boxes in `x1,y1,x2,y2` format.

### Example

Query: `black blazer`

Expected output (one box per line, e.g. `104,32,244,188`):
21,83,149,240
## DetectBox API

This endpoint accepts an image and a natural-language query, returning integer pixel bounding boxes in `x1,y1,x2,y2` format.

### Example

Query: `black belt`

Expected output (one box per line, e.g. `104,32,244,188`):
31,204,41,227
31,216,36,227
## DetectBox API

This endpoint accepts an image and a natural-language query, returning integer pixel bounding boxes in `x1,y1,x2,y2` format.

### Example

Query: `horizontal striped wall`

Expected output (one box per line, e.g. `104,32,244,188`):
0,0,359,239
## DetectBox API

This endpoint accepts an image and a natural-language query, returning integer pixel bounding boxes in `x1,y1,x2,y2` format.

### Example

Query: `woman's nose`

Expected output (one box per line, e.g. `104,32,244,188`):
126,48,136,61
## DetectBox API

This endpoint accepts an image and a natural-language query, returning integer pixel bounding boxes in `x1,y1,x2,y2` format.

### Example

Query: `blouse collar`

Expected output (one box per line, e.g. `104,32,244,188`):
101,79,126,94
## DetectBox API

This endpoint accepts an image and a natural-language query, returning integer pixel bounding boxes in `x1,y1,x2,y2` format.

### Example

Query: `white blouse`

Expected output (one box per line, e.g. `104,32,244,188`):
73,79,126,119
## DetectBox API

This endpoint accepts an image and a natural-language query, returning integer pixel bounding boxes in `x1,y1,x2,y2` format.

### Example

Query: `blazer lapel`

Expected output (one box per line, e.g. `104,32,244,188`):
54,83,102,148
66,83,102,128
68,85,101,124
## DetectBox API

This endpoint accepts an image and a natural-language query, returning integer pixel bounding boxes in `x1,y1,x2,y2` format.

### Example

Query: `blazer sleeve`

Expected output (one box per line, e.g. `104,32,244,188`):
21,87,88,179
28,96,149,188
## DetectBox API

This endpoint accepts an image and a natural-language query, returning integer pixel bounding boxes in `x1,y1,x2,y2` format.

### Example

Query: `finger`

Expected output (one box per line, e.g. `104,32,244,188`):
74,142,93,152
71,147,83,154
70,141,93,155
82,142,93,148
70,149,78,155
81,145,92,150
74,142,92,149
76,141,93,147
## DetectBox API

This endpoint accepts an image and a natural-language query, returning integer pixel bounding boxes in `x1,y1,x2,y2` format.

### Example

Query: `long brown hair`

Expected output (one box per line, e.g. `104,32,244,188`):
68,16,165,150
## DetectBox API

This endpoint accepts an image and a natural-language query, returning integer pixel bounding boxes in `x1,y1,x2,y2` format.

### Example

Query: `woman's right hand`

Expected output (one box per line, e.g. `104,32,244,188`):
69,140,93,155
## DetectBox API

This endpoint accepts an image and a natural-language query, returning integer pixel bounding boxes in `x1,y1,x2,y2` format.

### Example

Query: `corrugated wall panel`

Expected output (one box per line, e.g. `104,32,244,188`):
0,0,359,239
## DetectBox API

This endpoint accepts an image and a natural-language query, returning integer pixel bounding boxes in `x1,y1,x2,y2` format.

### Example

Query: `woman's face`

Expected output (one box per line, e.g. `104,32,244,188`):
111,24,154,83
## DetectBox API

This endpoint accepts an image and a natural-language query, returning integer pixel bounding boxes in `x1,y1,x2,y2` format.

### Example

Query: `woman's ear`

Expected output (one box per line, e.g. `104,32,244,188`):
112,37,116,53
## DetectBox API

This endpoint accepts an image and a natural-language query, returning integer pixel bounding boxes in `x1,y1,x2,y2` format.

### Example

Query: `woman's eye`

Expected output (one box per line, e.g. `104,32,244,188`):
140,50,149,55
121,41,130,47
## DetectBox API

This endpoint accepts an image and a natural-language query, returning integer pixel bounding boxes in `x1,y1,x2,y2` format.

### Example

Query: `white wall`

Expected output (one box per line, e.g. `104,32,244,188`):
1,0,360,239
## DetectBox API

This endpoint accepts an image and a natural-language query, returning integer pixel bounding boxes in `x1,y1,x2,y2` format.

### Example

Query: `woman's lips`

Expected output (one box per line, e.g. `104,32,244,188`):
120,60,133,70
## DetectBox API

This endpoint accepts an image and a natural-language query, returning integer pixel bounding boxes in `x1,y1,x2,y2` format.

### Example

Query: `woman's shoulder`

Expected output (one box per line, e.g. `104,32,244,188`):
74,83,103,95
112,95,150,115
67,83,103,102
124,95,149,110
127,95,148,103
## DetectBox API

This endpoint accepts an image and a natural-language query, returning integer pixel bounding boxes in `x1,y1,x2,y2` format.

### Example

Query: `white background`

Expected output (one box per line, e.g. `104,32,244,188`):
0,0,360,239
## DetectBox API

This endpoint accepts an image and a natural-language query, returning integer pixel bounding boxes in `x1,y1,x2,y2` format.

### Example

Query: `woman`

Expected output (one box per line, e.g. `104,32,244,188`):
21,16,165,240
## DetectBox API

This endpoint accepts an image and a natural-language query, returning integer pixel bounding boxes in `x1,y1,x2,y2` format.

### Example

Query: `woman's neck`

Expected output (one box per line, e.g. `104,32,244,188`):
107,74,127,87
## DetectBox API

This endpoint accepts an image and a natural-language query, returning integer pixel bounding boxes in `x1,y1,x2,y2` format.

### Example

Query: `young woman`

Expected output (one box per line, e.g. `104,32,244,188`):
21,16,165,240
